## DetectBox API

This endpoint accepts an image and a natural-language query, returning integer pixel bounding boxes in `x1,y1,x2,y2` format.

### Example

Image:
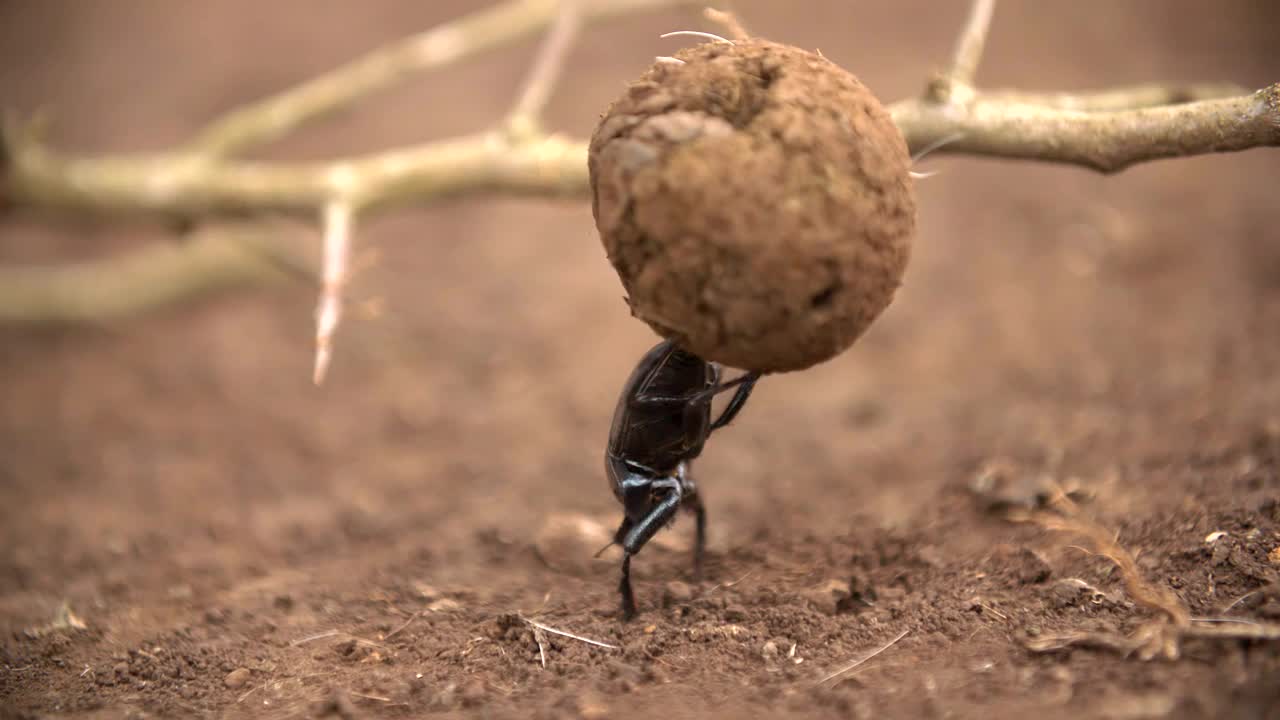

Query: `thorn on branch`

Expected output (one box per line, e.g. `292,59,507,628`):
314,201,354,385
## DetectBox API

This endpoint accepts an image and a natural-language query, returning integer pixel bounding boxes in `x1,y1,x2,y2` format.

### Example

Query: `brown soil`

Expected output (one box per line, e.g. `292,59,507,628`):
590,39,914,373
2,2,1278,719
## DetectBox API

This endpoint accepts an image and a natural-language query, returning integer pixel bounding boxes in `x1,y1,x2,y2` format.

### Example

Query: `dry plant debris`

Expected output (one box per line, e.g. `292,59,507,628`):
991,485,1280,661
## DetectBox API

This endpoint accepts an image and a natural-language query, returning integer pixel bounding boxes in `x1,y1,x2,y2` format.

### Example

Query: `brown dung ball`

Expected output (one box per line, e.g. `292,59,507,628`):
588,39,916,373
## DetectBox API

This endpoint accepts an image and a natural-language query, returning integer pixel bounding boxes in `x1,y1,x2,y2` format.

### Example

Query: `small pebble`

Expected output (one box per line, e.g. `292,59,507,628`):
577,690,610,719
224,668,252,689
663,580,694,607
460,679,487,707
801,579,850,616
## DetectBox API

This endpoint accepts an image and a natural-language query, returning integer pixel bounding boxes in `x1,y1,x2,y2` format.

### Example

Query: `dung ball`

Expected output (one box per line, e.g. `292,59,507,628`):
588,39,915,373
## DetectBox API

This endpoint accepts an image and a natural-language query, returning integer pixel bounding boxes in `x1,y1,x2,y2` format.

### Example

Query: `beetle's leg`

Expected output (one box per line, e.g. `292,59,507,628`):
680,371,759,440
621,483,682,554
685,490,707,582
617,479,683,620
675,464,707,582
620,554,637,620
630,372,756,409
709,372,759,432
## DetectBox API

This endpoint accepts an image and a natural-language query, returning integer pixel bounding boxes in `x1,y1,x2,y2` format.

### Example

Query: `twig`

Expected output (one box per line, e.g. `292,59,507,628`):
314,200,354,385
1012,509,1189,627
237,681,268,704
705,569,755,594
22,601,90,638
533,627,549,668
522,616,619,650
350,691,392,703
288,629,388,649
978,82,1247,111
185,0,693,159
702,8,750,42
813,629,909,686
975,601,1008,621
291,629,342,646
1008,504,1280,659
891,85,1280,173
0,224,315,326
1184,623,1280,641
384,611,424,640
1221,590,1259,614
2,130,589,215
507,0,583,139
934,0,995,101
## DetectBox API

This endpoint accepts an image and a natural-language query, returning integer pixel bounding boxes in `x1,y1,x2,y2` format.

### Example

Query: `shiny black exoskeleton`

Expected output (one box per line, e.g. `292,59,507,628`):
604,339,760,619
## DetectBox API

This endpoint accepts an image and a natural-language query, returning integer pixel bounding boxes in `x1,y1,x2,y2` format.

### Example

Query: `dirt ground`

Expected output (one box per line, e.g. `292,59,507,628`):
2,1,1279,718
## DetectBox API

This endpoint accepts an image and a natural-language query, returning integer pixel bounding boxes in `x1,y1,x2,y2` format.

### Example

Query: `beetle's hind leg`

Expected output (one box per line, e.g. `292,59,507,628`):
677,463,707,582
686,491,707,582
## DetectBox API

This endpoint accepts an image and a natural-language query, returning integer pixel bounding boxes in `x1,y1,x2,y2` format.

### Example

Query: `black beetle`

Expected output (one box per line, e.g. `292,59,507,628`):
602,338,760,619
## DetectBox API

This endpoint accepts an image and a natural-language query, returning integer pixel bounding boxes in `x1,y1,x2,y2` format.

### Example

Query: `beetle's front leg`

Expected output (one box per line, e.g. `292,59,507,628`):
617,479,683,620
680,371,760,443
708,372,759,432
619,553,637,620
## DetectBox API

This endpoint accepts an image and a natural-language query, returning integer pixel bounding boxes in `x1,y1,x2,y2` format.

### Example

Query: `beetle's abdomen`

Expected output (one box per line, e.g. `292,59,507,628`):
606,340,715,475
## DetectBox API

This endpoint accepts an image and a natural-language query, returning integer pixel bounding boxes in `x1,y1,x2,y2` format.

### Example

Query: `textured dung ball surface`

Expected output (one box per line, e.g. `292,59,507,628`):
589,39,915,373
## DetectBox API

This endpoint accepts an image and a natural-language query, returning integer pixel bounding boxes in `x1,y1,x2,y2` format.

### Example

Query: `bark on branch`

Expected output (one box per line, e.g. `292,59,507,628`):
0,224,316,325
892,83,1280,173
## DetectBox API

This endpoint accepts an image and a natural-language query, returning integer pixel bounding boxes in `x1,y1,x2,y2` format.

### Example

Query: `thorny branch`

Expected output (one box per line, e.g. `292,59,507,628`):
1,0,1276,379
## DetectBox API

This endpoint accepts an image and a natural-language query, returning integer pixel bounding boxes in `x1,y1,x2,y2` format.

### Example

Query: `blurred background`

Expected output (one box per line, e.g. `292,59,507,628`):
1,1,1277,716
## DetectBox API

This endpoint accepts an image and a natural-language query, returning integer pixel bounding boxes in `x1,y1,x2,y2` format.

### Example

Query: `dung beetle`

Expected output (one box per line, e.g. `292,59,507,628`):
602,338,760,619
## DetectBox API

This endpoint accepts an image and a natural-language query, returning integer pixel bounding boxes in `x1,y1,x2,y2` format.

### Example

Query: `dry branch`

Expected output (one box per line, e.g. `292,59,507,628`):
977,82,1248,111
891,85,1280,173
8,87,1274,216
1,0,1276,376
0,224,315,325
186,0,689,159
